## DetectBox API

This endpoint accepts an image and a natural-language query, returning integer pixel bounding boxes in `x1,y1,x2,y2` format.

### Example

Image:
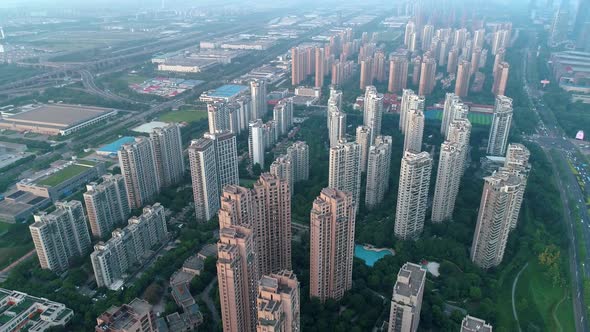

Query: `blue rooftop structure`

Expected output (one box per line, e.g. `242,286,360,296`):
209,84,248,98
97,136,135,156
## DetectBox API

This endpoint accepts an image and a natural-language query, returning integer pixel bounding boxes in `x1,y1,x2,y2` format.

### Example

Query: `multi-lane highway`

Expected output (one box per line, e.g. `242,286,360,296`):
521,33,590,331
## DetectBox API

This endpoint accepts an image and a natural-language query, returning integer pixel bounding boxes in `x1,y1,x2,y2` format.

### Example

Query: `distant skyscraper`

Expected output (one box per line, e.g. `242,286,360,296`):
441,93,460,136
387,262,427,332
217,224,259,332
388,56,409,93
256,270,301,332
470,48,482,76
473,29,486,49
315,47,325,88
250,79,267,120
492,30,509,55
359,57,373,90
394,151,432,240
404,21,416,47
418,56,436,96
273,98,294,137
373,50,386,82
365,136,392,209
403,109,424,152
455,59,471,97
329,142,362,210
328,88,343,111
287,141,309,182
309,188,355,302
411,56,421,85
249,119,266,167
84,174,129,239
363,86,383,143
493,48,505,76
447,47,459,74
328,108,347,147
235,96,252,133
30,201,91,272
492,62,510,96
118,137,160,209
431,142,462,222
549,4,569,46
150,123,184,187
461,315,493,332
356,125,371,173
487,95,513,156
208,102,231,133
422,25,434,51
189,131,239,222
470,172,524,268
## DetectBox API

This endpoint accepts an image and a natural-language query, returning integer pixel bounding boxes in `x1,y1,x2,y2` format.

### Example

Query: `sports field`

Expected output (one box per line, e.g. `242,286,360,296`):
427,110,492,126
159,110,207,123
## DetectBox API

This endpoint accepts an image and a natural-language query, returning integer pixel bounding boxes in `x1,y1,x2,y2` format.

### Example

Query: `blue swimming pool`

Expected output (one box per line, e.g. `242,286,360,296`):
354,244,393,266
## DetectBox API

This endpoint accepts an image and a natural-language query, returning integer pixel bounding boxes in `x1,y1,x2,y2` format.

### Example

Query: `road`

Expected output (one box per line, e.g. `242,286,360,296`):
199,277,220,325
520,30,589,331
512,262,529,332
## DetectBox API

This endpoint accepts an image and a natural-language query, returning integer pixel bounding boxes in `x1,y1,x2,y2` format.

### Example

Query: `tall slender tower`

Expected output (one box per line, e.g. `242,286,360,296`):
250,79,267,120
315,47,325,88
447,118,472,174
208,102,231,133
487,95,513,156
441,93,460,136
365,136,393,209
287,141,309,182
249,119,266,167
373,50,386,82
403,109,424,152
356,126,372,173
431,142,462,222
399,90,424,135
455,59,471,97
309,188,356,302
270,155,293,196
217,224,259,332
328,142,362,210
418,56,436,96
359,57,373,90
394,151,432,240
84,174,129,239
501,143,531,229
492,62,510,96
328,108,347,147
273,98,294,137
363,86,383,143
470,172,524,268
150,123,184,187
388,56,409,93
118,137,161,209
387,262,427,332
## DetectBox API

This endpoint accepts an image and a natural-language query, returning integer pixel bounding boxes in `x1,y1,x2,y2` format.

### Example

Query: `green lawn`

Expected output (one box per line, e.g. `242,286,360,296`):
37,164,89,187
514,260,575,332
0,223,34,270
431,111,492,126
159,110,207,123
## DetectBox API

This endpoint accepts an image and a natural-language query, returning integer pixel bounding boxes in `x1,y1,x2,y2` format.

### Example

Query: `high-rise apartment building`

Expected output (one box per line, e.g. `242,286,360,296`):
387,262,427,332
399,90,425,135
256,270,300,332
418,56,436,96
441,93,460,136
150,123,184,187
501,143,531,229
217,224,259,332
473,29,486,49
250,79,267,120
328,142,362,210
95,298,157,332
431,142,462,222
447,118,472,172
249,119,266,167
492,62,509,96
365,136,393,209
394,151,432,240
30,201,91,272
447,47,459,74
470,171,524,268
491,30,509,55
364,86,383,143
461,315,493,332
270,155,293,196
273,98,293,137
455,59,471,97
411,56,421,85
493,48,505,76
235,96,252,133
315,47,325,88
91,204,168,289
287,141,309,182
422,25,434,51
471,48,482,76
309,188,355,302
404,21,416,47
388,56,409,93
356,125,371,173
549,5,569,46
373,50,386,82
189,131,239,222
208,102,231,133
252,174,292,276
84,174,129,239
487,95,513,156
118,137,160,209
403,109,424,152
328,88,343,111
359,57,373,90
328,108,347,147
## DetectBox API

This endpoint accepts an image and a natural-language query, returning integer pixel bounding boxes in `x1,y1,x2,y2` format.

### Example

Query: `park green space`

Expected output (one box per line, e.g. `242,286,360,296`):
37,164,89,187
432,110,492,126
0,223,33,270
159,110,207,123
